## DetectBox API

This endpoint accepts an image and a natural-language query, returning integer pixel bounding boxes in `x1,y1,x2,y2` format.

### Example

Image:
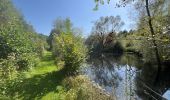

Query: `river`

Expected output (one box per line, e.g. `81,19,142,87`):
82,53,170,100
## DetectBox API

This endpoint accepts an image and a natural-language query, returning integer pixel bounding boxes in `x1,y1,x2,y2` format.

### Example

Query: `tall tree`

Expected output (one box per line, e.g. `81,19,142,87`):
94,0,170,82
94,0,169,64
47,18,73,51
91,16,124,47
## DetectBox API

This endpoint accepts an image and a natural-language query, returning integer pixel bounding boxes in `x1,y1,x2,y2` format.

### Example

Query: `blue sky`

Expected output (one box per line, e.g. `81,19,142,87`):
12,0,135,36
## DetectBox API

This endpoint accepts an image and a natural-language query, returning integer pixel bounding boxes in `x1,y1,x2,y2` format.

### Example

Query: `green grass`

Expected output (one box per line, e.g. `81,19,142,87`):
2,51,113,100
5,51,67,100
25,60,58,78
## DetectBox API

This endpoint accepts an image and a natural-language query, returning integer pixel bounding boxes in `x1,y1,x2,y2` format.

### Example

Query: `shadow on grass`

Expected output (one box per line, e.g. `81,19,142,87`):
8,69,67,100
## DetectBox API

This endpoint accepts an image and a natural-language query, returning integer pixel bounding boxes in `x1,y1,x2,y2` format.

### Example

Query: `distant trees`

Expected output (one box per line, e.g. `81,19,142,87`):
86,16,124,54
94,0,170,63
47,18,72,51
36,33,49,57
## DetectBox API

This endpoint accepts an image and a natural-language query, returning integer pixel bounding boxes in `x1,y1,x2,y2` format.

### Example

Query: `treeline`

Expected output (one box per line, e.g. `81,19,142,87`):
88,0,170,65
0,0,47,96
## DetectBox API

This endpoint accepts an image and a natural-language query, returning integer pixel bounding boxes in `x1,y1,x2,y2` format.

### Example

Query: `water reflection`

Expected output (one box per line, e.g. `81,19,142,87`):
136,63,170,100
83,53,170,100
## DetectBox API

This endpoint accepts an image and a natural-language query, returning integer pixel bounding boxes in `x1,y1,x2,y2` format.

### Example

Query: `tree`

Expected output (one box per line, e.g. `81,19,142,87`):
94,0,170,81
87,16,124,54
0,0,47,97
94,0,169,59
49,18,87,74
47,18,73,51
0,0,43,74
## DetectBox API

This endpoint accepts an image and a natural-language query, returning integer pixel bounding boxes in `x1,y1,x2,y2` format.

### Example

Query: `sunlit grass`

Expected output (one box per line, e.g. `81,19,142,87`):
24,51,58,78
25,61,57,78
7,51,68,100
2,51,113,100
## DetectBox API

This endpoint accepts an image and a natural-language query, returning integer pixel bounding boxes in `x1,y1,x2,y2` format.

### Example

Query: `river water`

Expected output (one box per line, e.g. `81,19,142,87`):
82,54,170,100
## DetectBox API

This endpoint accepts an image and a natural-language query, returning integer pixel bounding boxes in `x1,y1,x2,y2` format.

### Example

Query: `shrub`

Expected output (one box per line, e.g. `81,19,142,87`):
54,32,87,75
16,53,40,70
62,75,113,100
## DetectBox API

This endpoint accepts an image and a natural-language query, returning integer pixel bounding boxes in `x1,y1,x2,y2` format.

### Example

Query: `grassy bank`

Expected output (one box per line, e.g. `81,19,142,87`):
0,51,65,99
0,51,114,100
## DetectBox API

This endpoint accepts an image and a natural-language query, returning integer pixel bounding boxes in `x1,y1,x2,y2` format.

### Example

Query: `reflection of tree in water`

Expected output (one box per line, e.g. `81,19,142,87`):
87,54,122,88
86,53,170,99
135,63,170,100
117,54,142,100
86,53,145,99
124,65,135,100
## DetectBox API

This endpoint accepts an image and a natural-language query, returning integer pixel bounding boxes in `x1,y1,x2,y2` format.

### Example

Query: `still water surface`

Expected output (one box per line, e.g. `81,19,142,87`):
83,54,170,100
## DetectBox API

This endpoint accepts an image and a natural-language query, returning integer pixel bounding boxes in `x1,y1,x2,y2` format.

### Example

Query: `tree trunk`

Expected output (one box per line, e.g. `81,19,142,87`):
145,0,161,83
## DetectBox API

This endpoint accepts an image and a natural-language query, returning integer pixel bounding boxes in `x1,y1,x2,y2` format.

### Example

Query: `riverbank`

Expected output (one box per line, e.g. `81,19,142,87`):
0,51,114,100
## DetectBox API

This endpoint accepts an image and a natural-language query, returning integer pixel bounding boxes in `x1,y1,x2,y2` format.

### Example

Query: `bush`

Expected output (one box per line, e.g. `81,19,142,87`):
102,41,124,54
54,32,87,75
125,42,133,47
62,75,113,100
16,53,40,70
0,54,16,97
112,41,124,54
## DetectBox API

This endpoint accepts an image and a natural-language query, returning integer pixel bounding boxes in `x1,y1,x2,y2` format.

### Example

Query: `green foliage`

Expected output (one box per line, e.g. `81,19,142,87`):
38,34,49,50
0,0,46,71
0,36,12,59
54,32,87,74
0,55,17,80
86,16,124,55
93,0,170,64
63,75,113,100
0,52,57,99
48,18,87,74
86,34,124,55
135,1,170,62
0,1,45,97
0,52,108,100
48,18,73,51
111,41,124,53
